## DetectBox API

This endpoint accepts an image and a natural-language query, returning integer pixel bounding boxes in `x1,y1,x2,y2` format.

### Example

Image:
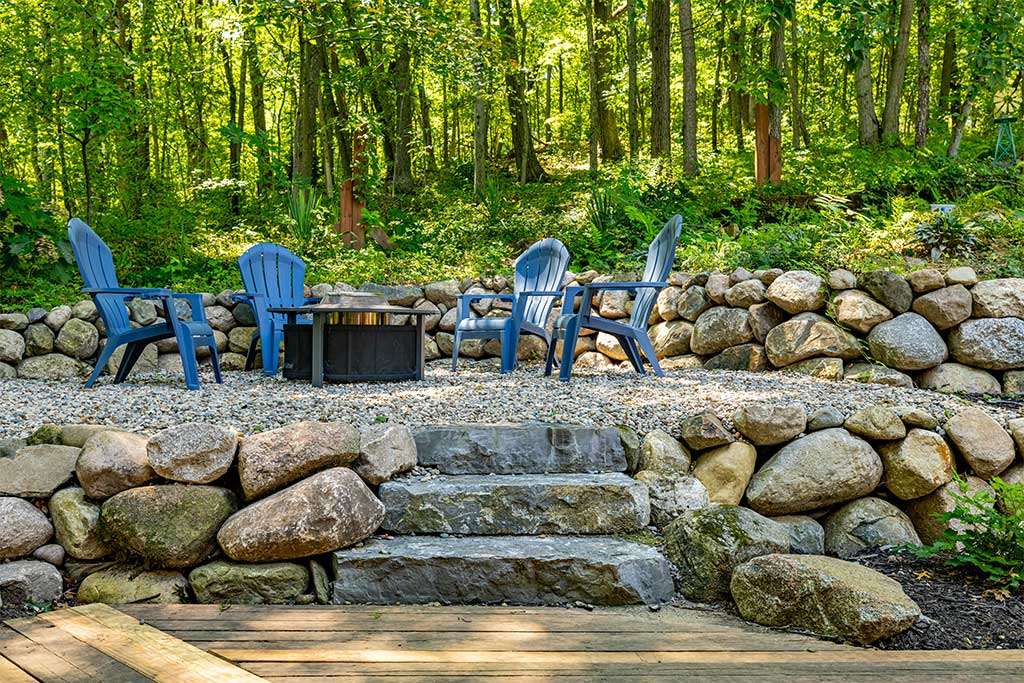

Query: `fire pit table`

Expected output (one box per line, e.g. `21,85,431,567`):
268,293,431,386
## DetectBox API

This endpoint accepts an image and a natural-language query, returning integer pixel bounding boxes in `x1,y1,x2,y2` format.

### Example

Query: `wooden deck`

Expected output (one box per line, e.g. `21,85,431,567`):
2,603,1022,682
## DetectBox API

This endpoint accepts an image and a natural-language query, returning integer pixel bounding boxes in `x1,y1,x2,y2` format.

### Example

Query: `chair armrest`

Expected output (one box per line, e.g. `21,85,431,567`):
558,286,585,315
231,292,257,303
582,281,668,292
82,287,172,299
303,296,322,305
171,293,207,322
457,293,514,320
517,290,564,297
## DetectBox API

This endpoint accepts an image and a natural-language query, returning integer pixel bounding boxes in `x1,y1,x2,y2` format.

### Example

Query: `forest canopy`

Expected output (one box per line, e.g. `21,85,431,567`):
0,0,1022,308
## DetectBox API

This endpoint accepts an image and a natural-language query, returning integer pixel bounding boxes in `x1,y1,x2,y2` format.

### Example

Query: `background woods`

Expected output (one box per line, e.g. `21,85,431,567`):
0,0,1022,307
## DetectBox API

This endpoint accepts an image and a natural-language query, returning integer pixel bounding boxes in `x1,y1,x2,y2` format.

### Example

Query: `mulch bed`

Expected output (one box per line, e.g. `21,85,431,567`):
855,550,1024,650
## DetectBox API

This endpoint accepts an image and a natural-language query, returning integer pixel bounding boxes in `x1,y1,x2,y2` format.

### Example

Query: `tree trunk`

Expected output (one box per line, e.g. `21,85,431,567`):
711,17,724,153
593,0,624,161
293,23,319,184
417,83,437,173
323,42,353,181
939,29,955,127
218,39,241,212
648,0,671,159
244,23,272,195
914,0,930,147
585,0,599,171
855,48,880,145
470,0,488,194
545,65,552,140
730,22,744,151
626,0,640,159
392,44,414,194
788,11,810,148
678,0,698,174
881,0,914,140
498,0,546,182
947,98,971,157
768,16,784,184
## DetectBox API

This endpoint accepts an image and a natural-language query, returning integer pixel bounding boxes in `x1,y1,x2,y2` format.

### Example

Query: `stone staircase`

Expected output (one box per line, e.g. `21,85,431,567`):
331,424,675,606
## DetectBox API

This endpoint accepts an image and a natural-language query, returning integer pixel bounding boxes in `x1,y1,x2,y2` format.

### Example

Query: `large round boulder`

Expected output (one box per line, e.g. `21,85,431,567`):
677,412,734,451
633,471,709,527
859,271,913,313
76,565,188,604
0,560,63,605
49,487,111,560
911,285,972,330
764,315,860,367
689,307,753,356
691,442,757,506
943,407,1015,480
353,424,418,486
746,428,882,515
866,313,947,371
732,404,806,446
0,329,26,364
843,405,906,441
948,318,1024,370
0,444,80,498
189,560,309,605
649,320,693,358
147,423,238,484
637,430,691,474
76,431,155,499
0,497,53,559
969,278,1024,318
918,363,1001,395
830,290,892,334
765,270,825,314
55,318,99,359
16,354,89,380
823,497,921,558
878,429,954,500
906,476,994,544
724,279,766,308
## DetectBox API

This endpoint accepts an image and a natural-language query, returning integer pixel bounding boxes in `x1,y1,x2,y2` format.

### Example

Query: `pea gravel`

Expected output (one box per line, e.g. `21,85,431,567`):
0,361,1018,438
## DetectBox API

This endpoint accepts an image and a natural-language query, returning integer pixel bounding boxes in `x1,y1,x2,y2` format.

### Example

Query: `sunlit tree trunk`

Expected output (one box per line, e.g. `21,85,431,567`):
881,0,914,141
498,0,546,182
914,0,930,147
470,0,488,194
648,0,671,160
593,0,623,161
392,44,414,193
678,0,698,174
855,48,880,145
625,0,640,159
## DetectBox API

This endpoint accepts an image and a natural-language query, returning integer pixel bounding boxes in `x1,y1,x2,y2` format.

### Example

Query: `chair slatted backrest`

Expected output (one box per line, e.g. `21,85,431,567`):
67,218,131,334
629,214,683,329
238,243,308,327
513,238,570,328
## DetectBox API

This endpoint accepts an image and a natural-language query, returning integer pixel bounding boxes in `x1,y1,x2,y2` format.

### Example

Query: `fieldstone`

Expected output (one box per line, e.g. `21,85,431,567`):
0,560,63,605
970,278,1024,318
618,426,642,474
43,305,72,332
757,268,784,284
353,424,417,485
808,406,846,430
0,497,53,559
659,354,704,371
27,423,63,445
573,351,613,369
598,289,631,319
867,313,947,371
1010,418,1024,455
424,280,462,308
359,283,423,307
105,342,159,377
948,318,1024,370
730,554,920,644
61,424,122,447
772,516,825,555
704,344,768,372
0,329,25,363
690,307,752,356
0,437,26,457
23,323,54,357
16,354,89,380
893,407,939,430
705,273,730,304
0,312,28,331
844,362,915,388
33,544,65,566
784,357,845,381
76,431,154,499
732,404,806,446
724,280,766,308
730,267,753,283
146,423,238,485
0,362,15,378
634,471,709,526
746,428,883,515
911,285,972,330
70,299,97,321
238,421,360,499
0,445,80,497
414,300,442,332
649,320,692,358
638,429,691,474
747,301,788,343
765,270,826,314
310,558,331,604
678,412,734,451
692,442,757,506
844,405,906,441
227,326,257,354
49,487,110,560
202,305,236,333
76,566,188,604
218,468,385,562
824,497,921,558
127,298,158,325
332,536,674,606
919,363,1001,394
828,269,858,290
997,463,1024,514
1004,371,1024,394
663,506,790,602
233,303,256,326
831,290,892,334
678,286,712,321
945,266,978,286
656,286,682,321
878,429,954,500
906,268,946,293
944,407,1015,479
764,316,861,367
906,476,994,544
860,271,912,313
55,318,99,359
436,332,487,359
189,561,309,605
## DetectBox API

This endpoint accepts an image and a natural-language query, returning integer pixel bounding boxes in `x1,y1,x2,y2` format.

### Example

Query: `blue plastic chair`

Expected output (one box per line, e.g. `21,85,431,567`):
547,215,682,381
452,238,570,373
235,243,320,376
67,218,222,390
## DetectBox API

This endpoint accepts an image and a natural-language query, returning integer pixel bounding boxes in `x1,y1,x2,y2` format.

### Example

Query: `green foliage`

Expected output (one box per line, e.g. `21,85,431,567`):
287,189,323,254
913,212,982,260
906,474,1024,590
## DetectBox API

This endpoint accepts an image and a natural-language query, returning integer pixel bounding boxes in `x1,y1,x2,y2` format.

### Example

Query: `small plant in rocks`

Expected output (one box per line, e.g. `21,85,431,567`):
906,474,1024,591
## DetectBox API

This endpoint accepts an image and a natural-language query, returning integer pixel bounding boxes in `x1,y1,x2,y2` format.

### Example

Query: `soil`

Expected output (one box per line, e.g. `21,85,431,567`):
856,550,1024,650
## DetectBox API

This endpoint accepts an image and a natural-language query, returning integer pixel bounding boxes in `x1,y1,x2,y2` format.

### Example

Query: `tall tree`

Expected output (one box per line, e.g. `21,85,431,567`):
648,0,672,159
585,0,599,171
881,0,915,140
677,0,698,174
391,43,414,193
497,0,545,182
914,0,930,147
625,0,641,159
593,0,624,161
470,0,488,195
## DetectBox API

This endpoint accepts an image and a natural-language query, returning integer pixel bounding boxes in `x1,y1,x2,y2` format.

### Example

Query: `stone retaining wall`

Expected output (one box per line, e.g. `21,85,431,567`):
0,267,1021,391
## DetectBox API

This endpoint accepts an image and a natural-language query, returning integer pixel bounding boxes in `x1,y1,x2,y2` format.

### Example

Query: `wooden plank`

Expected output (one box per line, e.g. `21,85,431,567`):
252,674,1010,683
0,651,40,683
5,617,149,683
0,627,88,683
38,605,267,683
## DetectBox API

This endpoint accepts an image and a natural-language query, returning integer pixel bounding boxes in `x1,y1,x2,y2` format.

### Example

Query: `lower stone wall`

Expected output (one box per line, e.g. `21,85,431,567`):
0,267,1021,391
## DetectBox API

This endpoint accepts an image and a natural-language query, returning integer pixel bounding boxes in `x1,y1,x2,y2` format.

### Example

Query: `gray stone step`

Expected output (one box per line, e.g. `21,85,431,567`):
413,424,626,474
379,473,650,535
332,536,674,606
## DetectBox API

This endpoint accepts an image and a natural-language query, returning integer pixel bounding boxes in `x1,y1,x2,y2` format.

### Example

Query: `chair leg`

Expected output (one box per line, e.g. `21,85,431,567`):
114,342,145,383
544,333,560,376
501,326,520,374
558,316,583,382
636,333,664,377
260,328,279,376
244,332,259,371
620,337,645,374
208,339,224,384
85,341,119,388
173,325,201,390
451,331,462,372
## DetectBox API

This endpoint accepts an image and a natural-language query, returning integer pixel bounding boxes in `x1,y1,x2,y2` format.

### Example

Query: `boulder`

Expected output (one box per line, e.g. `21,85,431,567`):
0,497,53,559
827,269,858,290
945,266,978,286
0,444,80,497
76,566,188,604
237,421,360,499
677,412,734,451
638,430,691,474
724,279,766,308
311,558,331,604
189,561,309,604
690,307,753,356
906,268,946,293
0,361,15,379
678,286,712,321
424,280,462,308
893,407,939,430
747,301,788,343
105,342,159,377
227,326,257,353
906,476,994,544
823,497,921,558
705,273,730,304
662,506,790,602
732,403,806,446
100,485,237,568
772,515,825,555
598,289,631,319
843,405,906,441
844,362,915,388
859,271,913,313
217,468,385,562
656,286,683,321
765,270,826,314
16,354,89,380
0,329,25,363
23,324,54,357
659,354,704,371
49,487,110,560
692,442,757,505
127,299,159,325
943,407,1015,479
919,363,1001,394
203,305,237,332
948,318,1024,370
353,423,417,485
730,554,920,644
61,424,123,447
703,343,768,372
970,278,1024,318
649,320,693,358
27,424,63,445
619,426,642,474
807,406,846,431
911,285,972,330
783,357,845,381
33,544,65,567
0,560,63,605
878,429,954,500
996,463,1024,514
55,318,99,359
746,428,883,515
0,312,29,331
359,283,423,307
634,471,709,526
1010,417,1024,456
146,423,238,484
867,313,947,371
764,316,861,367
71,299,98,321
43,305,72,332
1004,371,1024,394
76,431,154,499
831,290,892,334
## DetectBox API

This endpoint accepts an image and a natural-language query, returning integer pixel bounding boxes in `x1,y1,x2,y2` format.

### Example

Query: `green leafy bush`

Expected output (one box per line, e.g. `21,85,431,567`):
907,474,1024,590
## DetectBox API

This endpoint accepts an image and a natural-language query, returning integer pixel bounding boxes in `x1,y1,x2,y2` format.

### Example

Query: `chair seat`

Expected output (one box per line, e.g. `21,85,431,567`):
457,317,512,332
182,320,215,337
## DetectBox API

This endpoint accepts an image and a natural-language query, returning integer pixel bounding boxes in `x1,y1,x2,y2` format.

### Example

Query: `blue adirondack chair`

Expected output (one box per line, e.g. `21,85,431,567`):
547,215,682,382
452,238,570,373
234,243,320,376
67,218,222,390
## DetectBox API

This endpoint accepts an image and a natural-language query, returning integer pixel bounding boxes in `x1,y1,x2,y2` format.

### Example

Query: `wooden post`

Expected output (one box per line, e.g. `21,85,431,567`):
336,127,367,248
754,103,781,186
